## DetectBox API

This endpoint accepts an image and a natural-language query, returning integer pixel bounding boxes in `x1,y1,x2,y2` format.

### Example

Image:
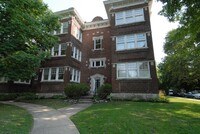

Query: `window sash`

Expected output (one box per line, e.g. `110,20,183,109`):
94,38,102,50
90,59,105,68
62,22,68,33
42,67,64,81
70,68,80,83
115,8,144,25
116,33,147,51
117,62,150,79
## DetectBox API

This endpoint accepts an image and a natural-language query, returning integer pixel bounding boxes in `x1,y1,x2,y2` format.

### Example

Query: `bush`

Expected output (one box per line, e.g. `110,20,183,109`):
0,93,38,101
15,93,38,101
0,93,18,101
97,84,112,99
64,83,89,99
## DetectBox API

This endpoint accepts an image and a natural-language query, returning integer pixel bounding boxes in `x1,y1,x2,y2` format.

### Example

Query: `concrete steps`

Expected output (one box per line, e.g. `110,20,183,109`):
79,95,93,103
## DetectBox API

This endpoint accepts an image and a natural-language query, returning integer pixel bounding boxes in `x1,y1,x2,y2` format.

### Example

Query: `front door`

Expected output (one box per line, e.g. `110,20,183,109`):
94,78,101,95
90,74,105,95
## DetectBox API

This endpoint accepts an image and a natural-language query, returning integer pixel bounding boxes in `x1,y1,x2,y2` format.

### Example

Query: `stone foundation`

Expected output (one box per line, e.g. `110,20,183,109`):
110,93,158,100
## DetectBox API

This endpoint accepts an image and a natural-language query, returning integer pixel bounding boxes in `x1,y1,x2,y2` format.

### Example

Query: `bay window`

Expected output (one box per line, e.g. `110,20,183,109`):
116,33,147,51
117,62,150,79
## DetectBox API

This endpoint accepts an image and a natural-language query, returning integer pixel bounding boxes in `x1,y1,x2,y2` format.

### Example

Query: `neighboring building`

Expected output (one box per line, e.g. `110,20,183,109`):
0,0,158,99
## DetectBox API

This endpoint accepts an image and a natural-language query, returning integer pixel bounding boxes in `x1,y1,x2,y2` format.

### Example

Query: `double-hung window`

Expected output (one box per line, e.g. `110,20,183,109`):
52,22,68,35
116,33,147,51
51,44,67,57
71,46,81,61
42,67,64,81
62,22,68,33
70,68,80,83
117,62,150,79
93,36,103,50
115,8,144,25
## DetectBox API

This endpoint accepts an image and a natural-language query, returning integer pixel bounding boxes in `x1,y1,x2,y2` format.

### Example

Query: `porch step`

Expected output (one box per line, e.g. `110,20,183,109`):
79,95,93,103
80,95,93,99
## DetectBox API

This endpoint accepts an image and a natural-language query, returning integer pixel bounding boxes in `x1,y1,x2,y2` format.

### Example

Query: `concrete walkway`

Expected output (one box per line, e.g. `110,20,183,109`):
1,101,92,134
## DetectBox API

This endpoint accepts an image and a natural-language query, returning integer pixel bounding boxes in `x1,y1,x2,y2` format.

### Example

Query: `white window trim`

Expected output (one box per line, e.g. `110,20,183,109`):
71,46,82,62
115,8,144,26
89,58,106,68
116,33,147,51
70,68,81,83
116,62,151,79
51,44,66,57
14,80,31,84
93,36,103,50
41,67,64,82
53,22,69,35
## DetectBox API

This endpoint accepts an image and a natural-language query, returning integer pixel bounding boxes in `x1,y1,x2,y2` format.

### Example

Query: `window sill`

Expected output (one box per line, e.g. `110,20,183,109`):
92,48,104,51
90,66,106,69
53,32,68,35
116,47,148,53
41,80,64,83
51,55,66,58
116,78,151,80
70,80,80,83
115,20,145,27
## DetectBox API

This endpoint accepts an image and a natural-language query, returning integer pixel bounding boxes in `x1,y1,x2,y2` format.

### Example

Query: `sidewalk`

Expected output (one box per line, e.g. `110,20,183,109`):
1,101,92,134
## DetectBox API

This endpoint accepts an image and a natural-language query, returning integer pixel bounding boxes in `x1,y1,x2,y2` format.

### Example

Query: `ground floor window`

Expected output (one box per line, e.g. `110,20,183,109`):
117,61,150,79
70,68,80,83
42,67,64,82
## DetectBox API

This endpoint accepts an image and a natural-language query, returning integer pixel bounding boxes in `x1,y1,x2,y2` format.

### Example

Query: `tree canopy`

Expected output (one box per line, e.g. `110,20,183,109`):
0,0,60,80
158,0,200,43
157,0,200,92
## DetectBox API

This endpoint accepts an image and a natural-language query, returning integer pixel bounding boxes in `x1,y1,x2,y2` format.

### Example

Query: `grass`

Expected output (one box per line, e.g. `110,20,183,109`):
71,97,200,134
20,99,70,109
0,103,33,134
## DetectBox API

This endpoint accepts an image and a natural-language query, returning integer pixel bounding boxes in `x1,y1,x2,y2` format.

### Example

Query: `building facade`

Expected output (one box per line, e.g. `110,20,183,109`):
0,0,158,98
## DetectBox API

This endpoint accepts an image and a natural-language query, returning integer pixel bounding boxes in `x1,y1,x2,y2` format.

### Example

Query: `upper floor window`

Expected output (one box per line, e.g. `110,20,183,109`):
71,46,81,61
51,44,67,57
115,8,144,25
116,33,147,51
62,22,68,33
42,67,64,82
117,62,150,79
93,36,103,50
70,68,80,83
52,22,69,35
89,58,106,68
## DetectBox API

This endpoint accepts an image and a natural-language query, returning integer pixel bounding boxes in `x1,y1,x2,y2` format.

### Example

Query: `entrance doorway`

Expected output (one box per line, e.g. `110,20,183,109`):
90,74,105,95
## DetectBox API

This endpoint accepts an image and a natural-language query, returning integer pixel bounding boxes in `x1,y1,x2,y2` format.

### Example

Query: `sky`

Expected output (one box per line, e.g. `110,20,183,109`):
43,0,178,64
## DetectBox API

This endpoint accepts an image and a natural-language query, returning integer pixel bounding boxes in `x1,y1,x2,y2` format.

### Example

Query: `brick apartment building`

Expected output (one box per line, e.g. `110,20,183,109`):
0,0,158,99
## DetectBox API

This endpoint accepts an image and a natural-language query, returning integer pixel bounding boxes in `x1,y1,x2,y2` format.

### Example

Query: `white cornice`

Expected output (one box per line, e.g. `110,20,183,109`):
84,19,110,30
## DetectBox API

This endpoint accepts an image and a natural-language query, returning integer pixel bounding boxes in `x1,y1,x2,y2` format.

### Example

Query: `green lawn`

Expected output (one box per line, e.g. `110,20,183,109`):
21,99,70,109
0,103,33,134
71,97,200,134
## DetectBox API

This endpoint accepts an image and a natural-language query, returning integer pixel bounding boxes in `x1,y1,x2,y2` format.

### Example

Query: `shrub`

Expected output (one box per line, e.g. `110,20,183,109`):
0,93,38,101
0,93,18,101
15,93,38,101
97,84,112,99
64,83,89,99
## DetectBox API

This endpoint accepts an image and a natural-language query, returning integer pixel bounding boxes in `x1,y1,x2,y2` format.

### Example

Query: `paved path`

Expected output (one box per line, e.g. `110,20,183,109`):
1,101,92,134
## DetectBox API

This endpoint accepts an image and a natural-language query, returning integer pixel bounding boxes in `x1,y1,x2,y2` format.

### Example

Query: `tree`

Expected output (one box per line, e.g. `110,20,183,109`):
158,0,200,43
0,0,60,81
158,29,200,92
158,0,200,92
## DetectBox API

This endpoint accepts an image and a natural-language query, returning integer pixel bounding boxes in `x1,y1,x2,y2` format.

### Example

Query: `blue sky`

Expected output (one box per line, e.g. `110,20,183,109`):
43,0,178,64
